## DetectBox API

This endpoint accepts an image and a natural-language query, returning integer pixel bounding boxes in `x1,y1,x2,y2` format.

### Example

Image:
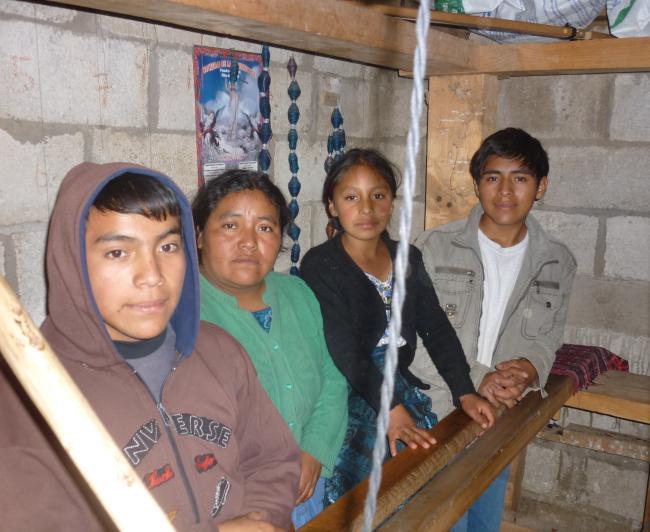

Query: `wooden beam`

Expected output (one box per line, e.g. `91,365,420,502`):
47,0,650,76
374,5,611,41
470,37,650,76
537,423,650,462
301,406,493,531
564,371,650,424
51,0,475,74
425,74,497,229
379,375,574,531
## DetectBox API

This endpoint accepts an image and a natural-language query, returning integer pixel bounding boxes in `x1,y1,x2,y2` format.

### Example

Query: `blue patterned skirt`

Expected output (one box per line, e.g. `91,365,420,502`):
324,345,438,505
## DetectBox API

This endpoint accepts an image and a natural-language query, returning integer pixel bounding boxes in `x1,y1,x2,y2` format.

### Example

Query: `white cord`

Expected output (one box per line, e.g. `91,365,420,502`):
361,2,430,530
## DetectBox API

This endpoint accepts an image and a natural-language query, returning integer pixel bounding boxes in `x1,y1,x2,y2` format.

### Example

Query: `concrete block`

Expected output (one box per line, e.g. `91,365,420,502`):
316,75,377,138
521,441,560,495
374,139,426,200
388,199,425,242
269,48,311,69
148,25,217,46
310,198,330,248
313,56,364,78
97,14,146,39
532,210,598,275
157,47,195,131
0,20,41,121
1,129,47,224
275,203,313,273
150,132,198,199
542,144,650,212
566,275,650,339
37,26,101,124
617,419,650,440
497,74,611,140
377,75,427,139
90,128,151,167
562,406,592,428
0,0,35,17
0,238,5,278
273,139,327,205
43,132,86,215
605,216,650,282
584,456,647,522
269,65,314,136
610,73,650,142
98,38,149,128
363,65,382,80
219,38,260,55
11,225,48,326
0,1,77,22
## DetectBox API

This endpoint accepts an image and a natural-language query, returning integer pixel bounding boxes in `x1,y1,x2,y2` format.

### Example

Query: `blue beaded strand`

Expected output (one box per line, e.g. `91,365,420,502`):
287,56,301,276
258,45,272,173
324,106,346,173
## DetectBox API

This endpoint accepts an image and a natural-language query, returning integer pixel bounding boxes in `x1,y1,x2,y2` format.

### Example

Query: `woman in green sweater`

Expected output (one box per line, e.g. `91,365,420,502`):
192,170,348,528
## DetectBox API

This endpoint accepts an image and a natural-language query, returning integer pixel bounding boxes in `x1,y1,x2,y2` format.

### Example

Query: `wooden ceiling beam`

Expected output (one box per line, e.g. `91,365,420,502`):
50,0,476,73
470,37,650,77
45,0,650,76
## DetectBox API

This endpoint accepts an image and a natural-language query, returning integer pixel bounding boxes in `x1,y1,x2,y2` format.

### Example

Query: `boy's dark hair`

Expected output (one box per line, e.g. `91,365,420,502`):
322,148,400,219
92,172,181,221
470,128,549,185
192,168,290,238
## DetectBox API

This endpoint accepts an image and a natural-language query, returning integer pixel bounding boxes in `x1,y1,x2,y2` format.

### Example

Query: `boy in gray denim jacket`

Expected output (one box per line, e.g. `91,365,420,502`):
412,128,576,531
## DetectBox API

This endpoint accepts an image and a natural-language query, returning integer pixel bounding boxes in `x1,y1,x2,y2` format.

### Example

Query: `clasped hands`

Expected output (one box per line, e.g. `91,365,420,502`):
478,358,538,409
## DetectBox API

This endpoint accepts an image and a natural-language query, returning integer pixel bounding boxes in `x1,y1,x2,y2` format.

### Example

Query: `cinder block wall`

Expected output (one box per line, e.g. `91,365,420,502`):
498,74,650,530
0,0,426,325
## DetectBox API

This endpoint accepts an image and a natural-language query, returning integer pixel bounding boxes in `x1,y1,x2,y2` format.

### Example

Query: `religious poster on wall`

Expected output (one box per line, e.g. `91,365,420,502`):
193,47,263,185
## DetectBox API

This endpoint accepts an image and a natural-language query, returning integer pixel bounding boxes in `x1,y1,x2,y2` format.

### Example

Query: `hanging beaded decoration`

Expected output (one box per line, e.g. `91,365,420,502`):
258,45,272,172
287,56,302,276
325,106,347,238
324,106,346,173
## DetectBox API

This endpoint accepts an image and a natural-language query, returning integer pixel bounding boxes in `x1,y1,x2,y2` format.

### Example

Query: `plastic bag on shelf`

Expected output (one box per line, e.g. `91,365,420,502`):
607,0,650,37
432,0,607,42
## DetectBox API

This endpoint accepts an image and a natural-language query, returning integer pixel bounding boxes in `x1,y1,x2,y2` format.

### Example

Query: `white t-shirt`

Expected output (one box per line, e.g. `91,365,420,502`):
476,228,529,368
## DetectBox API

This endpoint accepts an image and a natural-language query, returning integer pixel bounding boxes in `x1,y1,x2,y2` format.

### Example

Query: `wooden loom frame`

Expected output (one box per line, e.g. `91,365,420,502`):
7,0,650,529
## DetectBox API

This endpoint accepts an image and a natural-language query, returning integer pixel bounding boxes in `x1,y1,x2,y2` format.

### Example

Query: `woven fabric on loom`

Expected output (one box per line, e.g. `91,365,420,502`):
550,344,629,391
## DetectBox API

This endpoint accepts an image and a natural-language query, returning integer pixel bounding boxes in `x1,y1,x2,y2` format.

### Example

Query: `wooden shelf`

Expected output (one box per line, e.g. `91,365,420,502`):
52,0,650,76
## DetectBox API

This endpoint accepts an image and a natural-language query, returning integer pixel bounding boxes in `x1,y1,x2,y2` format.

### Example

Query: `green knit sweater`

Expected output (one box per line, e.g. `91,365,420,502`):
200,272,348,477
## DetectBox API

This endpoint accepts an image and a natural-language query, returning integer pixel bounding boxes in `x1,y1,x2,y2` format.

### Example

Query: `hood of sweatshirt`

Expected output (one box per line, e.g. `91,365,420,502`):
41,162,199,368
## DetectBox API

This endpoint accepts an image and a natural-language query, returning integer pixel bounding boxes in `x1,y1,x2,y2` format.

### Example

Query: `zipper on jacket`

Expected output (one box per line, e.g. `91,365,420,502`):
435,266,476,277
133,363,202,525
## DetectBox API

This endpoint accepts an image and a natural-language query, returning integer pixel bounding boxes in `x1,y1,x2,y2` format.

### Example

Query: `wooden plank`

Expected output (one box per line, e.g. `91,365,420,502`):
641,475,650,532
470,37,650,76
537,423,650,462
301,406,492,531
51,0,475,74
504,450,526,512
379,375,575,531
425,74,496,229
45,1,650,77
0,277,173,531
564,371,650,424
374,5,611,40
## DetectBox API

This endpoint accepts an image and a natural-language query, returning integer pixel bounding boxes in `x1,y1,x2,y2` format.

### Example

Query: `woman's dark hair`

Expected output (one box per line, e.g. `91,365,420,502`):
322,148,400,219
470,128,549,185
192,169,290,236
92,172,181,221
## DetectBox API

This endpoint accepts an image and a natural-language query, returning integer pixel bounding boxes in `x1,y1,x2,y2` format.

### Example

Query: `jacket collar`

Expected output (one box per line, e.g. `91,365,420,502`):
453,203,557,266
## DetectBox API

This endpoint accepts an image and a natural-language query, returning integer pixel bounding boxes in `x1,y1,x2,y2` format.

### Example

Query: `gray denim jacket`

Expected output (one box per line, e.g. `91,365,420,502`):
411,205,577,417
